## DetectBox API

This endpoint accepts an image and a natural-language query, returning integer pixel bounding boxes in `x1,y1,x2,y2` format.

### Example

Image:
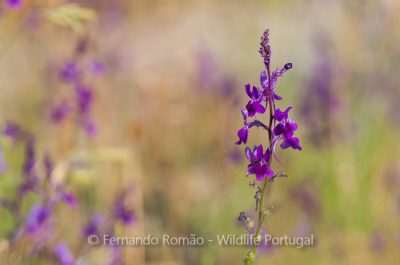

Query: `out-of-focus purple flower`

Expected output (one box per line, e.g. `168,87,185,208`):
0,147,5,174
113,192,135,225
91,60,105,75
60,62,79,83
25,204,51,234
54,243,75,265
299,37,338,147
51,101,71,123
61,192,78,208
83,213,103,238
19,176,39,194
2,121,24,140
4,0,22,9
75,86,93,115
220,76,236,98
83,118,96,137
245,145,274,181
228,149,243,163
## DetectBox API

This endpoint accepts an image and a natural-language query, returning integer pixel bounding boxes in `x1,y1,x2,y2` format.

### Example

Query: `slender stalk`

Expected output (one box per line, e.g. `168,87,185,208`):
246,64,274,264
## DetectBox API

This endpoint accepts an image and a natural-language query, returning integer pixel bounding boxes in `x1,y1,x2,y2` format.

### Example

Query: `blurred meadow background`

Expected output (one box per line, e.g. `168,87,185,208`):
0,0,400,264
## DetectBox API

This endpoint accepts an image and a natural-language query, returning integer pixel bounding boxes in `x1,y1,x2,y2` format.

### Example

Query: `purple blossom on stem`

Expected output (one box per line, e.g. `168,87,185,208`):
245,145,274,181
245,84,265,117
236,29,301,265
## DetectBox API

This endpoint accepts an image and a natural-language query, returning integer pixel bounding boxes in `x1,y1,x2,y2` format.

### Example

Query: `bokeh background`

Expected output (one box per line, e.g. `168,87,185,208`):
0,0,400,264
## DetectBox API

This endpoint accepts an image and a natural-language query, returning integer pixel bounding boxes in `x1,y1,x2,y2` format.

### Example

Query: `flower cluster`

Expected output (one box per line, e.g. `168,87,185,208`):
0,121,135,265
50,39,105,137
236,29,301,182
235,29,301,265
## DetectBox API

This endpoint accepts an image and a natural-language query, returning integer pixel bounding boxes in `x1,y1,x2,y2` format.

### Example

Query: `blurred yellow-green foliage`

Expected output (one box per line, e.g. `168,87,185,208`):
1,0,400,264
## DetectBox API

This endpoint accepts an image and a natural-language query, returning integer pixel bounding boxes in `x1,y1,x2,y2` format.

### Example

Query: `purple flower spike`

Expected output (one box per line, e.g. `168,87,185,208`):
25,204,51,234
235,29,302,263
4,0,22,9
54,243,75,265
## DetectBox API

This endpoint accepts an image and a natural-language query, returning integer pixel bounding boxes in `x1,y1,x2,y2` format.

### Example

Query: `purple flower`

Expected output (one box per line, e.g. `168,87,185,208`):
60,62,79,83
236,28,301,264
54,243,75,265
51,101,71,123
90,60,105,75
61,192,78,208
83,118,96,137
4,0,22,9
245,145,274,181
25,204,51,234
83,213,103,237
274,107,292,121
280,136,302,150
273,119,297,139
273,119,302,151
245,84,265,117
113,192,135,225
2,121,24,140
75,86,93,114
236,127,248,145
